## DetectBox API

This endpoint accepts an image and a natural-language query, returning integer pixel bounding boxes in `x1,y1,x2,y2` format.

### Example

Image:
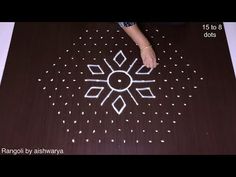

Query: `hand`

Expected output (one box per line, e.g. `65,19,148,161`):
140,46,159,69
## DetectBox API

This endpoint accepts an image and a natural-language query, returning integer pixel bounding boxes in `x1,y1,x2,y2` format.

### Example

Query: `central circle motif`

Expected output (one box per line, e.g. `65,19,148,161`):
107,70,132,92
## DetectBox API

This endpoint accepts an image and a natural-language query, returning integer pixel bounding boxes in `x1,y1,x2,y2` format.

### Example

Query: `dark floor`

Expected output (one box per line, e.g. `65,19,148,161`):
0,22,235,154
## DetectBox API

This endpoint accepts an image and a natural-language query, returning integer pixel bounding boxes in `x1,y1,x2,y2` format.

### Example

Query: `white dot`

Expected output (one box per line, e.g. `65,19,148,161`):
82,58,85,60
105,43,107,46
59,95,62,98
158,87,162,90
173,121,176,124
48,95,51,98
166,112,169,115
96,30,99,32
88,51,91,53
136,140,139,143
74,120,77,124
137,120,140,123
200,77,204,80
162,36,165,38
106,30,110,32
64,64,67,67
94,111,97,115
145,29,148,32
99,120,102,124
111,139,114,143
58,56,62,60
88,103,91,106
155,112,158,115
129,112,132,114
187,77,190,80
184,103,187,106
169,71,172,74
116,30,120,32
104,130,107,134
180,56,183,59
94,43,97,46
45,70,49,74
75,65,78,67
165,95,168,98
110,50,112,53
105,111,108,114
123,140,126,143
62,79,65,82
79,130,82,134
151,36,154,38
92,130,96,134
78,87,81,90
155,130,158,133
71,57,74,60
66,129,69,132
79,37,82,39
157,43,160,46
164,79,168,82
158,72,161,75
172,103,175,106
121,36,124,39
85,139,89,142
148,103,151,106
182,86,185,89
148,120,152,123
111,37,114,39
84,43,86,46
142,112,146,115
169,43,172,46
130,129,134,133
178,112,182,115
125,43,128,46
85,30,88,32
170,87,174,90
161,140,165,143
163,65,166,68
156,29,159,32
43,87,46,90
81,112,84,115
77,103,79,106
160,120,164,123
66,86,69,89
148,140,152,143
62,120,65,124
174,64,178,67
186,64,190,66
181,70,184,73
111,120,114,124
176,79,179,82
72,139,75,143
68,72,71,74
64,102,68,106
57,111,61,115
118,129,121,131
193,70,197,73
77,50,80,53
69,111,72,115
142,130,146,133
99,51,102,53
98,139,101,143
66,49,69,52
86,120,90,123
100,36,103,39
80,72,83,74
175,50,178,53
125,119,129,122
129,50,132,53
52,103,55,106
194,86,197,89
189,95,192,98
167,130,171,133
58,71,61,74
89,37,92,39
177,95,180,98
38,79,41,82
159,103,162,106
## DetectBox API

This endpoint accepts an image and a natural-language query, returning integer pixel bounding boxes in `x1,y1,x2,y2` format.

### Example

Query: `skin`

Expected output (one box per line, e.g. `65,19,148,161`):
121,24,158,69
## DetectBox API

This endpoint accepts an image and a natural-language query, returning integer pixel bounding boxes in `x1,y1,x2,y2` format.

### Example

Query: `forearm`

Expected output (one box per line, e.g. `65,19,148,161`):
121,24,151,50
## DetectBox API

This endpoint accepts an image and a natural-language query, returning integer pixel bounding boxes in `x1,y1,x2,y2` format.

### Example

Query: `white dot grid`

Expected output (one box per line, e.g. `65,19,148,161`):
37,24,204,146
